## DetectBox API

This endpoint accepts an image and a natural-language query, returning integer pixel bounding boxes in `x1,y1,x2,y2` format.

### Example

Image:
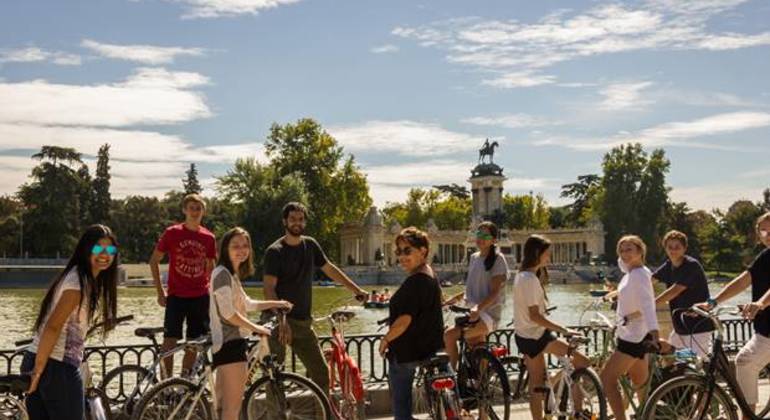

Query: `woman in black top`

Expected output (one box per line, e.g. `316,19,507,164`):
379,227,444,420
700,212,770,418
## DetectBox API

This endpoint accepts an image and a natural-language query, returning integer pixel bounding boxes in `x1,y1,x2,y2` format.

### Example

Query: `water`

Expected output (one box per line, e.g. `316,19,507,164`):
0,281,753,350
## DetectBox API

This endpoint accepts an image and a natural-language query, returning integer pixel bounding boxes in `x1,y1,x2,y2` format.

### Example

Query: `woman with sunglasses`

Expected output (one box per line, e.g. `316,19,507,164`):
21,225,120,420
698,211,770,420
379,227,444,420
444,221,508,368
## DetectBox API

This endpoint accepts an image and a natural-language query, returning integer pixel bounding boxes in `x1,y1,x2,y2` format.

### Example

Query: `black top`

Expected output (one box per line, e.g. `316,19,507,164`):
653,255,714,335
387,272,444,363
749,249,770,337
263,236,328,320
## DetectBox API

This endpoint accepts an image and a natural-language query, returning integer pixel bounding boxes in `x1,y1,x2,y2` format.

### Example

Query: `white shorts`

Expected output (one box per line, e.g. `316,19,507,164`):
478,311,497,333
668,330,712,359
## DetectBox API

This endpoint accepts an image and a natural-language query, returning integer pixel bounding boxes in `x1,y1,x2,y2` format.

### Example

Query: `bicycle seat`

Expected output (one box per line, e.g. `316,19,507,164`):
422,352,450,368
14,338,33,348
0,375,30,394
449,305,471,314
331,311,356,323
454,315,479,328
134,327,165,339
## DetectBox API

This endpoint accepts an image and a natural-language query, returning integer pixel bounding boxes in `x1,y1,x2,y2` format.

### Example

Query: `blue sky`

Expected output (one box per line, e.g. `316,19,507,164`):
1,0,768,211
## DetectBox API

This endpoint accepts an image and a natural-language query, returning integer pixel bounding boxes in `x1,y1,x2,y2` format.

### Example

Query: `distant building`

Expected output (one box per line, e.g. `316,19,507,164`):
340,145,605,270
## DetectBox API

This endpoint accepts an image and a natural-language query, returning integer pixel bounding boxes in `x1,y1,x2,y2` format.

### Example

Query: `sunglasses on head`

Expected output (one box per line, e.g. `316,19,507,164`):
475,231,494,240
394,246,414,257
92,245,117,256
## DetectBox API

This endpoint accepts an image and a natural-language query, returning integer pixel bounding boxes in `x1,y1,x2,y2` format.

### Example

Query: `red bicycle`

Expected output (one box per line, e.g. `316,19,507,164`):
318,309,366,420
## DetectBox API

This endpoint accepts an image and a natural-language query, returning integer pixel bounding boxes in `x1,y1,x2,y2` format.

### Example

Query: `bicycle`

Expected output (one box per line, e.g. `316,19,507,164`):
0,374,30,420
582,300,697,419
640,304,770,420
376,316,463,420
131,309,331,420
316,308,366,419
13,314,134,420
445,304,511,420
99,325,206,419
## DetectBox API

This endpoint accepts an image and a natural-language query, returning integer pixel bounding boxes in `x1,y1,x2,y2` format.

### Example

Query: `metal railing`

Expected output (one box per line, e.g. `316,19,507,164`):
0,319,754,384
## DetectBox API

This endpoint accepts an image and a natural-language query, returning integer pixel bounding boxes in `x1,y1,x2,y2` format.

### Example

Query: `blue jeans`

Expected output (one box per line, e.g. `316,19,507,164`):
21,352,84,420
388,358,420,420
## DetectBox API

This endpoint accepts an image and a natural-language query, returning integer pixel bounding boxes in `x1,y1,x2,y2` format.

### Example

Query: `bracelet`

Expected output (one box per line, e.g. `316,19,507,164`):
707,298,718,308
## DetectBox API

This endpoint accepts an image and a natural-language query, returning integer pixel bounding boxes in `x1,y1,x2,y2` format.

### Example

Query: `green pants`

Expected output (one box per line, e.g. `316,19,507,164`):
270,317,329,392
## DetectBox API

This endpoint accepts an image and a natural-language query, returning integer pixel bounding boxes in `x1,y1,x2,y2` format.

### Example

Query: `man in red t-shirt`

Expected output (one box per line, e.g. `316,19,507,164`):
149,194,217,376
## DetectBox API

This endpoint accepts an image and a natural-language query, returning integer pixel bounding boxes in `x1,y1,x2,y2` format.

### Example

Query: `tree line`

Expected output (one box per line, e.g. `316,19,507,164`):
1,122,767,275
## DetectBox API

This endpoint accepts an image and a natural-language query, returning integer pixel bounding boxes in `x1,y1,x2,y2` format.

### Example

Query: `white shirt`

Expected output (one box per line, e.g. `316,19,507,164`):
465,252,508,325
513,271,546,339
209,266,262,352
616,266,659,343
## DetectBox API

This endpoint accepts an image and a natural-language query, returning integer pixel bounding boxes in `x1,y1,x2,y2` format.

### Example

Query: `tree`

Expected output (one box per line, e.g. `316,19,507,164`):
502,193,550,230
549,206,570,229
91,144,112,224
433,184,470,200
702,211,742,275
724,200,763,261
110,196,168,263
183,163,202,195
76,163,91,231
0,195,22,257
560,174,601,226
264,119,372,259
217,158,309,273
596,143,670,261
18,146,88,256
761,188,770,212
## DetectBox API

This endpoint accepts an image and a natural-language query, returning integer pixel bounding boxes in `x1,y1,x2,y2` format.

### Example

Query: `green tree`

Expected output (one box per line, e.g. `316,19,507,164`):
76,163,92,230
110,196,168,263
761,188,770,212
502,193,550,230
548,206,570,229
91,144,112,224
381,188,471,231
560,174,601,226
264,119,372,259
0,195,22,257
702,211,742,275
724,200,763,261
217,158,309,273
183,163,202,195
596,143,670,261
18,146,88,256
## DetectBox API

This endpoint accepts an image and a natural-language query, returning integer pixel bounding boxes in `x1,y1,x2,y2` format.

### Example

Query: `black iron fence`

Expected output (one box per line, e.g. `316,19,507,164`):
0,319,754,384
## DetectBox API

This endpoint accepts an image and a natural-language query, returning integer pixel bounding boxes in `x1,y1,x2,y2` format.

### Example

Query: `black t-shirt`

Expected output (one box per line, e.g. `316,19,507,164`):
263,236,328,320
387,272,444,364
749,248,770,337
653,255,714,335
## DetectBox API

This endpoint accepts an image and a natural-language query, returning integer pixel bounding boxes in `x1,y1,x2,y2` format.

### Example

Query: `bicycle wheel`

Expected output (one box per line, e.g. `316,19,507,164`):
468,348,511,420
100,364,156,416
86,387,114,420
130,377,212,420
557,368,606,420
410,370,434,417
242,372,331,420
329,363,365,420
640,376,737,420
0,395,29,420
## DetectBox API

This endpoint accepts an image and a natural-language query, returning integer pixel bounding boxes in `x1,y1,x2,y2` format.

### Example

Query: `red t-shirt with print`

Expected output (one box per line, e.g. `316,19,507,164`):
156,224,217,298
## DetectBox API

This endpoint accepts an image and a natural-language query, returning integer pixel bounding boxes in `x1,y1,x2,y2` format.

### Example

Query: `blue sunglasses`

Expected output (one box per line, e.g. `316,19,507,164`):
91,245,118,256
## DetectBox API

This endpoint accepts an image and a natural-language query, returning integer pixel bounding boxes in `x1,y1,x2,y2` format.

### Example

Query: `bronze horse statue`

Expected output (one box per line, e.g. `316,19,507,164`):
478,139,499,164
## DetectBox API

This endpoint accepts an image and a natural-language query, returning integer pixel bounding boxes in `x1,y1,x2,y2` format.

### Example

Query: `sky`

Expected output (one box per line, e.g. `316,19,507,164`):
1,0,769,212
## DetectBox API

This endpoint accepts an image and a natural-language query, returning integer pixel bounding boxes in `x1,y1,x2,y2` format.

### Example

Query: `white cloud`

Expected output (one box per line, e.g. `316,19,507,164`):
671,183,766,211
461,113,559,129
81,39,205,64
0,68,211,127
371,44,400,54
393,2,770,88
598,81,655,110
0,47,81,66
163,0,302,19
533,111,770,151
329,120,488,157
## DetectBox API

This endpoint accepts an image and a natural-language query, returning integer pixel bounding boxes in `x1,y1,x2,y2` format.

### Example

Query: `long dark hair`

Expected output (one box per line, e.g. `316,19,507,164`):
520,234,551,300
477,221,500,271
218,227,255,280
33,224,119,337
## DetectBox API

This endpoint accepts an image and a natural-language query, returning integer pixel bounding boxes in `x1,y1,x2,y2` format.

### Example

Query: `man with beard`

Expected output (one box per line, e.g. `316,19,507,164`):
262,202,368,392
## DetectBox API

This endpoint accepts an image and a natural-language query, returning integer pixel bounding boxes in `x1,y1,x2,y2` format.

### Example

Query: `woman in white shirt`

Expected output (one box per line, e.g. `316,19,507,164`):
599,235,659,420
513,235,589,420
210,227,292,420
